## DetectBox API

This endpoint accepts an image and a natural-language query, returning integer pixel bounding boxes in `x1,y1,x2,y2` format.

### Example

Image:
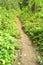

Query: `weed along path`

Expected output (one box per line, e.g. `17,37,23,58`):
16,17,38,65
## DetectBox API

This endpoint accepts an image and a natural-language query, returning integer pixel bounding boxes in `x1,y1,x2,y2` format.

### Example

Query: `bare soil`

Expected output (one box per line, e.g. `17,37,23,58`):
13,17,38,65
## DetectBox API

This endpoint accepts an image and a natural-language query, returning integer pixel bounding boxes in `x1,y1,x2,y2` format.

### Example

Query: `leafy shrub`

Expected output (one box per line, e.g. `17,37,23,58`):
0,5,21,65
0,8,20,38
0,32,15,65
19,0,43,64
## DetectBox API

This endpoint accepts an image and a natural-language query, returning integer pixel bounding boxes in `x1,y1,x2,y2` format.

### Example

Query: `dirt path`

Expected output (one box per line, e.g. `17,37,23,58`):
16,17,38,65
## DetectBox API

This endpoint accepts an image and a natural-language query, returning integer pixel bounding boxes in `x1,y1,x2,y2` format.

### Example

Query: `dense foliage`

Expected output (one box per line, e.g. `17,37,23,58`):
0,0,21,65
0,8,20,38
19,0,43,65
0,32,14,65
0,0,43,65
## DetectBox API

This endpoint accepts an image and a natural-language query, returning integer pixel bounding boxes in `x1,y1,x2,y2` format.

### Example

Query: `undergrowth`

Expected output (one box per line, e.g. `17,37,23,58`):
19,0,43,64
0,6,21,65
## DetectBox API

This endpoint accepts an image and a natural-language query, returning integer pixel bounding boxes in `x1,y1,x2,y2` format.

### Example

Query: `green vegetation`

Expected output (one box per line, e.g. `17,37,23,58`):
0,0,21,65
0,7,20,38
0,0,43,65
0,32,14,65
19,0,43,65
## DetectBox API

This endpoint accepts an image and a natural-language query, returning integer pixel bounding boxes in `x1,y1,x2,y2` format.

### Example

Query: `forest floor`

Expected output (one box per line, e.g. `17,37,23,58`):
13,17,39,65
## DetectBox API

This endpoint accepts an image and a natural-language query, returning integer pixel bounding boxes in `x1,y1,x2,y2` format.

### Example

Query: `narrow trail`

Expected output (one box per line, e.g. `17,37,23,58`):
16,17,38,65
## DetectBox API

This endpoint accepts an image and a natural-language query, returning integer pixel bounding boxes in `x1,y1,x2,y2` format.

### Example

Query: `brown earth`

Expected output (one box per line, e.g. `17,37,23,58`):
13,17,38,65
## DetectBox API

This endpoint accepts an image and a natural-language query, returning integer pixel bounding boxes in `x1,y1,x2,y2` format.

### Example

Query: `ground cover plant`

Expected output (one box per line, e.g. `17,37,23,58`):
0,0,21,65
0,0,43,65
0,32,14,65
19,0,43,65
0,7,20,38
